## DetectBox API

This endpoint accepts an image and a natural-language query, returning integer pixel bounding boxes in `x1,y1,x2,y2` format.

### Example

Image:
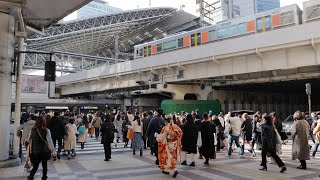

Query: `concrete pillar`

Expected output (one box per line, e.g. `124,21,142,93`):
0,12,14,161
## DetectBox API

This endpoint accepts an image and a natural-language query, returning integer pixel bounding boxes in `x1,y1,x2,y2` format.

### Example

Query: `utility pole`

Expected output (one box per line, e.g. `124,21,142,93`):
305,83,312,116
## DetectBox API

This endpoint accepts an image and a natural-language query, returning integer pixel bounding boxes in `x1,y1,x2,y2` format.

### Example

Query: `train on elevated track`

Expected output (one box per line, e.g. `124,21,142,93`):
134,0,320,59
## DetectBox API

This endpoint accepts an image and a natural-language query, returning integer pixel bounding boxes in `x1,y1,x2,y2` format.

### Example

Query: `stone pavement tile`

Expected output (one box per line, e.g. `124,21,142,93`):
188,169,232,180
59,175,78,180
74,170,91,175
107,173,192,180
66,161,87,172
95,170,160,179
93,167,156,177
78,177,97,180
211,163,290,180
79,155,150,171
293,173,320,180
53,161,73,174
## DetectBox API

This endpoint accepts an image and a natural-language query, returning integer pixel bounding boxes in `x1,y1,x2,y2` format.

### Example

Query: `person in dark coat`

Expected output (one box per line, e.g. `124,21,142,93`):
259,115,286,173
181,114,198,166
212,115,228,151
199,113,216,165
100,114,116,161
122,114,131,147
141,112,150,149
47,112,65,160
146,111,154,151
193,112,203,159
146,109,165,165
241,113,253,154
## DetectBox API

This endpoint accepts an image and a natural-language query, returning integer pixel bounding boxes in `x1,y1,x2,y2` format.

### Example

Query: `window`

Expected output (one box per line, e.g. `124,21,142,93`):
208,30,216,41
139,49,143,57
177,38,184,48
157,43,162,52
265,16,271,30
306,5,320,20
191,33,201,46
256,16,271,32
280,11,294,25
217,25,237,38
163,40,176,51
238,23,247,34
144,46,151,57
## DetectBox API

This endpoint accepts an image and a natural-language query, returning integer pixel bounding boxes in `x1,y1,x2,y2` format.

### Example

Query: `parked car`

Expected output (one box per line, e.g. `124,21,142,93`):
282,115,294,135
282,111,320,135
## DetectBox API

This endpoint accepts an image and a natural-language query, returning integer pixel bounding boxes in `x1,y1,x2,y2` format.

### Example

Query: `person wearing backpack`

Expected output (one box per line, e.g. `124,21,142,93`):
100,114,116,161
146,108,165,165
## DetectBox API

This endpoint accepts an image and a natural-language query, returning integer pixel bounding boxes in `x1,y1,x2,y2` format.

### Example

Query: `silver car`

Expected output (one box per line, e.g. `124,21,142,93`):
282,115,294,135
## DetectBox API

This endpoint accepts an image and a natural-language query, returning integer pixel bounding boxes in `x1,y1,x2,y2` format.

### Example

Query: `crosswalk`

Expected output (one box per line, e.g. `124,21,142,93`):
21,137,133,157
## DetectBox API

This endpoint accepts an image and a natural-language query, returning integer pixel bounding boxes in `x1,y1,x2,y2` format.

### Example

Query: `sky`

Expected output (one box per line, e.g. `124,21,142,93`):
64,0,305,21
106,0,305,14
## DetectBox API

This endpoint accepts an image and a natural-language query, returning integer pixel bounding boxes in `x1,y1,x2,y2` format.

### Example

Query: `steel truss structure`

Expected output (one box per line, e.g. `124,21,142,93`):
27,8,176,59
23,51,127,73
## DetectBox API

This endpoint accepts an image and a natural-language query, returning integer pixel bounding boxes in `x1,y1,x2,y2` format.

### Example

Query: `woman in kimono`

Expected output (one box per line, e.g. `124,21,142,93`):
157,116,183,178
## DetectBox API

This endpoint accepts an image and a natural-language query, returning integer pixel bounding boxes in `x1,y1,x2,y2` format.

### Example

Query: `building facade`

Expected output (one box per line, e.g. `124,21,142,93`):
234,0,280,17
256,0,280,13
77,0,122,19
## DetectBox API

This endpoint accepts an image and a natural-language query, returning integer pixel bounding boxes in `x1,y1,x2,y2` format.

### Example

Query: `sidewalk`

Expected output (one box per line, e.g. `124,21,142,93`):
0,141,319,180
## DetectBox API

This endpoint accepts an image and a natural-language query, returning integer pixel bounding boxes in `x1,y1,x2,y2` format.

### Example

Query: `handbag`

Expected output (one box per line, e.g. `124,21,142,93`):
36,129,52,160
127,129,134,140
197,131,202,147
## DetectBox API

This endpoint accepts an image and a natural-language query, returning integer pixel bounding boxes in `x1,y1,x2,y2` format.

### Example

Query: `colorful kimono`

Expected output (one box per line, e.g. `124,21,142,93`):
157,123,183,172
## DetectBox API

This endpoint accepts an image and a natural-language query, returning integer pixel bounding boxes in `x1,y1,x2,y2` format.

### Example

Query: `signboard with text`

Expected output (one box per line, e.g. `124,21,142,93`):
22,75,47,93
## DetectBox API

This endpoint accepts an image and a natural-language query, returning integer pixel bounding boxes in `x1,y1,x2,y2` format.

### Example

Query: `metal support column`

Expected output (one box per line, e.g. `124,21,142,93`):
13,38,25,157
0,12,14,161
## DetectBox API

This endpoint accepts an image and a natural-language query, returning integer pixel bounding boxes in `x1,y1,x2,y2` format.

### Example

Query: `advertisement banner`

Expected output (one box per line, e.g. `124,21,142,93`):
22,75,47,93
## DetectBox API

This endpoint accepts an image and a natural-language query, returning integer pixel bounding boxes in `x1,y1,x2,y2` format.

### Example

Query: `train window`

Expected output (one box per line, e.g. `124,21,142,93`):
139,48,143,57
238,23,247,34
265,16,271,30
280,11,294,25
217,25,237,38
306,5,320,20
256,16,271,32
163,40,176,51
144,46,151,57
177,38,184,48
157,43,162,52
208,30,216,41
191,33,201,46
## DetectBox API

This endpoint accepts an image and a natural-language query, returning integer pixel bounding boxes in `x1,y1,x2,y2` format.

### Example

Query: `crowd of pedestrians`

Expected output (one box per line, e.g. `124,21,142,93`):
16,108,320,179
